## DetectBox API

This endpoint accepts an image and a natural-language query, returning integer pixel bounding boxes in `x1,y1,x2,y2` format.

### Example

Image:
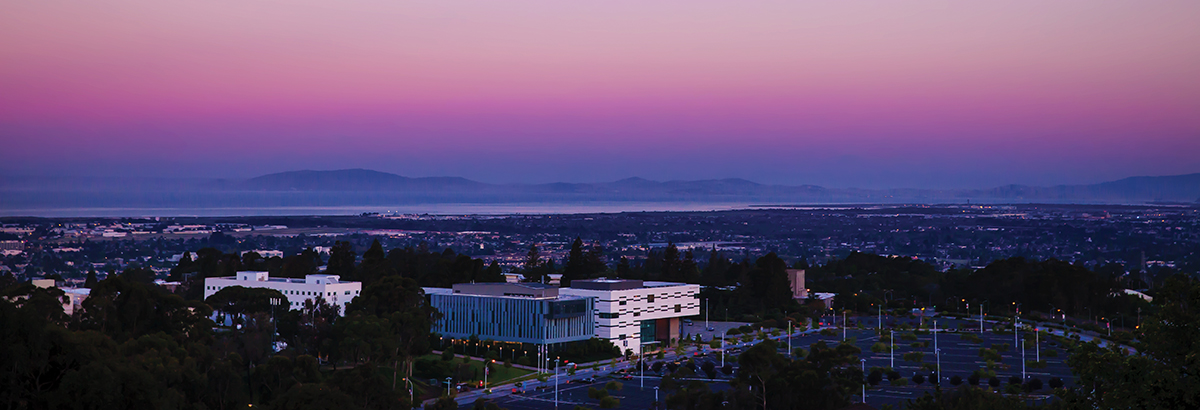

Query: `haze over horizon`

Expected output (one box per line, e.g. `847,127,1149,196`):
3,1,1199,189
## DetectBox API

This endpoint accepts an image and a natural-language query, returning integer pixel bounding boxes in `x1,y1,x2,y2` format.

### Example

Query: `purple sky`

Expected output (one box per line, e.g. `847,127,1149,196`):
2,1,1198,188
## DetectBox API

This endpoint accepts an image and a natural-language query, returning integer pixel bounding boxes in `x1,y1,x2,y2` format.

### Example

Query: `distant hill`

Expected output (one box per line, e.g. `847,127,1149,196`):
219,169,1200,204
240,169,484,192
968,173,1200,203
3,169,1198,212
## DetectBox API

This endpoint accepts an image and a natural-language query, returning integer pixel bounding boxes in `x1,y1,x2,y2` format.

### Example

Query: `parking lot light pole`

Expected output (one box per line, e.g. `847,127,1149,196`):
877,304,882,330
979,304,984,333
555,356,559,408
935,348,941,386
1021,340,1026,381
1036,329,1040,362
861,359,867,403
843,310,847,341
889,330,894,368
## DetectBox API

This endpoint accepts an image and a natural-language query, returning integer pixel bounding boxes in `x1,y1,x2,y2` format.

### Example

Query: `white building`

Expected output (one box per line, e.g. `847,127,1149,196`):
561,279,700,356
241,249,285,259
203,271,361,315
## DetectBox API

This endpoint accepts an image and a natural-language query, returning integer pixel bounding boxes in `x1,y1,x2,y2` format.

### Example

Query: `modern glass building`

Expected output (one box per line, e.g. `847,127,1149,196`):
424,282,594,345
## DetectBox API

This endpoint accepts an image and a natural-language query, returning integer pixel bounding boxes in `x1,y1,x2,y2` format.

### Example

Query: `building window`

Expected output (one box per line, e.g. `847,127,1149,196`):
675,304,682,313
647,294,654,303
599,312,619,319
634,312,640,317
619,300,626,306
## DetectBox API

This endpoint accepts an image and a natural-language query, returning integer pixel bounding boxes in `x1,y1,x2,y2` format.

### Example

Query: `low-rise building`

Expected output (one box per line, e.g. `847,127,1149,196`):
560,279,700,356
424,282,594,345
203,271,361,315
787,269,807,299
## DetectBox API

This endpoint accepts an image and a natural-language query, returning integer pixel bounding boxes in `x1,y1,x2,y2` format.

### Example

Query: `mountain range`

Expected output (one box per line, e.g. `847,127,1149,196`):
230,169,1200,204
2,169,1198,212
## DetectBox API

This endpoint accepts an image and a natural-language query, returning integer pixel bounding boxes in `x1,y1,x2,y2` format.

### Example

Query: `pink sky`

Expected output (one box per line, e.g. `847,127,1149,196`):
2,1,1198,188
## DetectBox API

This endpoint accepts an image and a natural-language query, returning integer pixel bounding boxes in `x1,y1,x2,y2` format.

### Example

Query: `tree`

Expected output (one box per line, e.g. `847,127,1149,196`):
661,243,680,281
205,286,287,318
345,276,439,379
1062,274,1200,409
616,257,632,279
272,383,359,410
356,239,395,286
84,269,98,289
327,241,357,277
564,238,586,286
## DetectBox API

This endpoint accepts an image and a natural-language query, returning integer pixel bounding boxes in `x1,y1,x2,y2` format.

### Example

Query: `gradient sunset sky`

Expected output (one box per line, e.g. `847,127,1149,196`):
2,1,1198,188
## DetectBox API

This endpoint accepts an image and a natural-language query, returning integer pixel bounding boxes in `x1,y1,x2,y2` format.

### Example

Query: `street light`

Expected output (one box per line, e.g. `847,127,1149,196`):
861,359,867,403
400,377,414,406
554,356,560,409
889,330,894,368
933,320,939,385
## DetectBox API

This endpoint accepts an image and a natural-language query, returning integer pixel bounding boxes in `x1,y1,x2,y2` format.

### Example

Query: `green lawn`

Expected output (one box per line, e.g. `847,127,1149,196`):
415,354,533,385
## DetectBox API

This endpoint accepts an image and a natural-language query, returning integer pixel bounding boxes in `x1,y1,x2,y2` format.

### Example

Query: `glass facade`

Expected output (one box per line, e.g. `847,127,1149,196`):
640,319,656,343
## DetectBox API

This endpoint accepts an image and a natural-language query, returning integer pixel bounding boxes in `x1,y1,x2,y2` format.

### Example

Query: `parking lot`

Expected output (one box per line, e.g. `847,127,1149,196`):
784,316,1074,408
461,316,1076,409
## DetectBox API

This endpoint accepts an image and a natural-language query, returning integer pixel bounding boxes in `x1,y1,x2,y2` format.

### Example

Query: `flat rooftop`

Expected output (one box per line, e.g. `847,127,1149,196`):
569,279,694,291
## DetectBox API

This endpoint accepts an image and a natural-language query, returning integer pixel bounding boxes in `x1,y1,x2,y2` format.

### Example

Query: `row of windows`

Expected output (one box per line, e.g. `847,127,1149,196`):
205,285,358,297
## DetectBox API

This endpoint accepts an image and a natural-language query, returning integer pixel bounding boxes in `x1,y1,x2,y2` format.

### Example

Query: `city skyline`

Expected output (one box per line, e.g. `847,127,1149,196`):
3,1,1199,189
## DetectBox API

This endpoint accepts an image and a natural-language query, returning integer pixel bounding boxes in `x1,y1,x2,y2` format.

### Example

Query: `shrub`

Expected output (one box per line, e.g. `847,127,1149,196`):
587,387,606,400
441,350,456,361
1025,378,1043,392
900,333,918,341
868,371,883,386
886,370,901,382
1009,376,1022,386
871,342,888,354
726,328,742,336
960,333,982,343
978,348,1002,362
967,374,980,386
890,378,909,387
902,352,925,363
988,377,1001,388
1043,349,1058,358
598,396,619,409
950,375,963,386
912,374,926,385
1048,377,1064,389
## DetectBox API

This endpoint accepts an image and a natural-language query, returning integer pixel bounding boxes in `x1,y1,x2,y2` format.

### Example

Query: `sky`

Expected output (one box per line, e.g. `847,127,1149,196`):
1,1,1198,189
